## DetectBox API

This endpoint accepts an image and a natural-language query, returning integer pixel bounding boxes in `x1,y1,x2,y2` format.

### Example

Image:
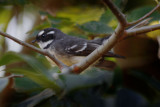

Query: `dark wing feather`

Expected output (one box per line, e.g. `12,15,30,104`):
65,41,96,56
65,40,124,58
54,35,124,58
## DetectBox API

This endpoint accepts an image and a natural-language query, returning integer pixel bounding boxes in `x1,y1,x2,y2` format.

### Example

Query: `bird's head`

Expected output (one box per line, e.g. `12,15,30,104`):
32,28,64,49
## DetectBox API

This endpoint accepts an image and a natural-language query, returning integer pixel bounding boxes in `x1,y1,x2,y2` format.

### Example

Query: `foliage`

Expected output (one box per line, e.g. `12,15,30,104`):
77,21,114,34
0,0,160,107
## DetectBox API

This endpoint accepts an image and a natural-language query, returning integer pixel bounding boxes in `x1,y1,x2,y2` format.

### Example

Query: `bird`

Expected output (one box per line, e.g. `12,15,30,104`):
32,28,124,69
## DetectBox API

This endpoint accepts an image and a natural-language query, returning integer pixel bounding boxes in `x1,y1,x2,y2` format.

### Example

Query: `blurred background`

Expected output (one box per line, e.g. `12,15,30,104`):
0,0,160,107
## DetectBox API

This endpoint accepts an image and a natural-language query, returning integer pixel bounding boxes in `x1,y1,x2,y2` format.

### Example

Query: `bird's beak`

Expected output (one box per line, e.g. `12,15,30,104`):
32,39,37,43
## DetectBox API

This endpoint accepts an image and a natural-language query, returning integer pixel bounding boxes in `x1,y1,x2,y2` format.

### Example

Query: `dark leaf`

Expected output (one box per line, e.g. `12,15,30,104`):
99,10,113,24
0,52,53,80
77,21,114,34
0,52,61,92
57,69,113,92
114,0,128,11
130,71,160,91
127,6,160,21
112,67,123,89
9,68,61,93
0,52,22,66
18,88,55,107
14,76,41,92
48,16,71,24
71,89,106,107
116,88,148,107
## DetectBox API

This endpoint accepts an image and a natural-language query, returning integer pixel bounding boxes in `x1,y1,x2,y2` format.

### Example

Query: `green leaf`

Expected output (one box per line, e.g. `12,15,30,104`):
114,0,128,11
123,0,154,12
14,77,41,92
0,52,61,93
0,77,9,93
20,55,49,75
77,21,114,34
99,10,114,24
18,88,55,107
0,52,53,80
0,52,22,66
10,68,61,93
48,16,71,25
48,16,74,32
58,69,113,92
127,6,160,21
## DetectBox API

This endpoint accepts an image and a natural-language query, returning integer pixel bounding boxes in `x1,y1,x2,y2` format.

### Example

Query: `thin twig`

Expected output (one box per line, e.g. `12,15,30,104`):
128,2,160,26
127,18,152,30
0,31,68,70
126,24,160,36
103,0,127,26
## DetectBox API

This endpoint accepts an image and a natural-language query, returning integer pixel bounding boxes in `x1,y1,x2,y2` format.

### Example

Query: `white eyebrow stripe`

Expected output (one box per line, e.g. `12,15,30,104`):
75,43,87,53
38,30,44,36
47,31,55,35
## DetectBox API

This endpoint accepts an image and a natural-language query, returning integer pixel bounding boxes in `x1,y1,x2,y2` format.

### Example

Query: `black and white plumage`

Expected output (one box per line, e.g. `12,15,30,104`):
33,28,124,67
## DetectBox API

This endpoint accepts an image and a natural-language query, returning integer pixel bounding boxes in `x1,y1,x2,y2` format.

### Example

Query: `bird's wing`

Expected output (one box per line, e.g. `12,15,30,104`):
65,41,96,56
65,40,124,58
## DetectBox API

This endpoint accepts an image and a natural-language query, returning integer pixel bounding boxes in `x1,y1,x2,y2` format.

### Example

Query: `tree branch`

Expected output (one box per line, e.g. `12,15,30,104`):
70,24,125,73
1,0,160,74
66,0,128,73
103,0,127,26
68,0,160,73
126,24,160,36
0,31,68,70
127,18,152,30
128,2,160,26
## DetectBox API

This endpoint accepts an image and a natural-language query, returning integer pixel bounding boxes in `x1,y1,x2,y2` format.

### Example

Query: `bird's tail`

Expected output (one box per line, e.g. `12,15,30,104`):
93,36,125,59
105,51,125,59
95,60,116,70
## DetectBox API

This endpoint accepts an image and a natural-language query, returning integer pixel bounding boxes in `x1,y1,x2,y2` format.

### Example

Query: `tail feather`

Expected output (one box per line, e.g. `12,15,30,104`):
95,60,116,70
105,51,125,59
